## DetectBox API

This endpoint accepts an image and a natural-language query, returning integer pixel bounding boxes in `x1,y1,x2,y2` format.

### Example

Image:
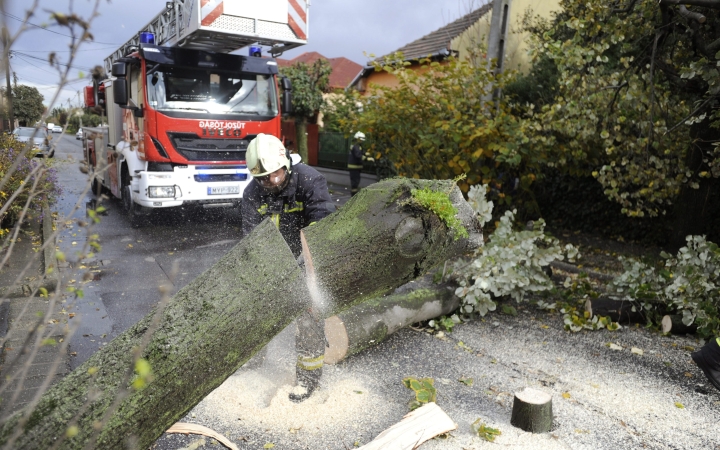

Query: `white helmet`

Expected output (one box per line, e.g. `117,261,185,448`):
354,131,366,141
246,133,291,177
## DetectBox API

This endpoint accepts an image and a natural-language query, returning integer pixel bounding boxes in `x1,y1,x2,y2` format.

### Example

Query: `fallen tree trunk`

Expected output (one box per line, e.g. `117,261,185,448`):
661,314,698,335
584,297,649,324
0,219,308,449
302,178,481,317
324,281,459,364
1,178,480,449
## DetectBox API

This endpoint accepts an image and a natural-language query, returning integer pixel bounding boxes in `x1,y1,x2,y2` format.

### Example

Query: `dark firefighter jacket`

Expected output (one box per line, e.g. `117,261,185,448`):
241,163,336,257
348,144,363,169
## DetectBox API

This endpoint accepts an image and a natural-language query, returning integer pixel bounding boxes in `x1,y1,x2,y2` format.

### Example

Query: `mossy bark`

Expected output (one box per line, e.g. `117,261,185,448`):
1,178,481,449
324,283,459,364
0,219,309,449
302,178,481,317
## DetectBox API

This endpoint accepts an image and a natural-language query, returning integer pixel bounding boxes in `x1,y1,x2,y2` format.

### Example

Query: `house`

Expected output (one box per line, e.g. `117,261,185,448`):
349,0,561,94
277,52,362,91
276,52,363,164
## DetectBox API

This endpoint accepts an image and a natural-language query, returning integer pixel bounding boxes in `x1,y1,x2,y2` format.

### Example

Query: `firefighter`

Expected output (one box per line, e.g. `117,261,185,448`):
241,133,336,402
692,337,720,392
347,131,365,196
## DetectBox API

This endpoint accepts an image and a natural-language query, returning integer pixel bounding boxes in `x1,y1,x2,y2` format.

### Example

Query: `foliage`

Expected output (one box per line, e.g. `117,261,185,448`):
402,377,436,411
68,112,103,131
280,59,332,163
280,59,332,119
346,51,538,202
471,420,502,442
521,0,720,218
609,235,720,338
0,134,61,228
451,185,578,316
4,84,45,126
532,168,676,246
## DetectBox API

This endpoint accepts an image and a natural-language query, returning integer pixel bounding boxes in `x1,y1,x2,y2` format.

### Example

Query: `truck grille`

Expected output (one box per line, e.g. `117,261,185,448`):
167,133,254,161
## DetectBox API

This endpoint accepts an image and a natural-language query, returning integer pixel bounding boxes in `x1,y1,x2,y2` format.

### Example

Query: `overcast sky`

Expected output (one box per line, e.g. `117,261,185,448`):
4,0,488,109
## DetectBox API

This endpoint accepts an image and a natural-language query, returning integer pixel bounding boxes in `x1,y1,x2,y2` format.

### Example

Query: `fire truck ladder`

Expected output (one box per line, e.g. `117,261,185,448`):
105,0,309,73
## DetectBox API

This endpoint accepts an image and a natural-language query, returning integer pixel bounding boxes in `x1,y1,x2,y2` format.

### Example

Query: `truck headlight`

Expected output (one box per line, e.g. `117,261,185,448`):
148,186,176,198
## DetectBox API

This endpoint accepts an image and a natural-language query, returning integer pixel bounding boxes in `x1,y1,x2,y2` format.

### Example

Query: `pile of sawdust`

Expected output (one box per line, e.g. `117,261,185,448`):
196,370,379,434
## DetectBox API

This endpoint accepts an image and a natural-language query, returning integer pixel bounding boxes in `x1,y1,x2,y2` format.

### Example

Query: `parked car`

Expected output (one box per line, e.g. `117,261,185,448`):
12,127,53,158
51,125,63,133
76,129,84,140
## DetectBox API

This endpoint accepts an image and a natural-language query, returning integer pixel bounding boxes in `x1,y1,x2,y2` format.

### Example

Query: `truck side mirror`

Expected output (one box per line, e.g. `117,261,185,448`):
281,76,292,116
111,62,127,78
114,79,129,105
282,90,292,116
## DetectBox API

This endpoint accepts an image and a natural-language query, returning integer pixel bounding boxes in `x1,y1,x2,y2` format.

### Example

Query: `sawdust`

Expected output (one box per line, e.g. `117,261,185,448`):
196,370,377,433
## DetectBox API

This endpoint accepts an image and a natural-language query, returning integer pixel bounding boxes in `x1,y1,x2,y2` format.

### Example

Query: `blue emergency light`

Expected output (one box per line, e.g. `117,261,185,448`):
140,32,155,44
249,46,262,57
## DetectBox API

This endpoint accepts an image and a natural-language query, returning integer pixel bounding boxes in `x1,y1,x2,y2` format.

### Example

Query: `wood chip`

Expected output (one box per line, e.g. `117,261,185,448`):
166,423,239,450
357,402,456,449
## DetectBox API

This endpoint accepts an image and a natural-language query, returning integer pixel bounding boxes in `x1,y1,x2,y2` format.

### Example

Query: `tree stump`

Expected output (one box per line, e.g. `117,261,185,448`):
510,387,553,433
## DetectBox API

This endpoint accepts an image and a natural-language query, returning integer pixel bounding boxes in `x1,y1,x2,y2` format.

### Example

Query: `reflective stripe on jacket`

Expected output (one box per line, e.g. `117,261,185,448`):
241,163,336,257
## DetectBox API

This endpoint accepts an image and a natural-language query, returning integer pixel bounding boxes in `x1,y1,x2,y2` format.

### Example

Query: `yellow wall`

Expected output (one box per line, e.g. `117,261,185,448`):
452,0,561,72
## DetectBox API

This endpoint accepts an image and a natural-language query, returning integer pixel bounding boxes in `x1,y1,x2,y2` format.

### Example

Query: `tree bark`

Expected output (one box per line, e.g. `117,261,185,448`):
510,388,553,433
295,117,309,165
669,123,720,251
302,178,482,317
661,314,698,335
1,178,481,449
324,282,459,364
0,219,308,449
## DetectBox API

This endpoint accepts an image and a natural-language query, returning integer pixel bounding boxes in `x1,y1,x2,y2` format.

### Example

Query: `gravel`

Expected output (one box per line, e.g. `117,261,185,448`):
152,304,720,450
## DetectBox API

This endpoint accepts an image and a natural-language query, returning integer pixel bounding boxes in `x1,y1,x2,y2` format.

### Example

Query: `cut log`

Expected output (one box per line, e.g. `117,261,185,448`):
0,219,308,449
584,297,648,324
324,282,459,364
660,314,698,335
357,402,457,450
510,387,553,433
1,178,481,449
302,178,482,317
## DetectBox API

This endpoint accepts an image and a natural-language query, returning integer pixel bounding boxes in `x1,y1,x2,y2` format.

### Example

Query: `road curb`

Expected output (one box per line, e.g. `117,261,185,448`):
2,206,59,299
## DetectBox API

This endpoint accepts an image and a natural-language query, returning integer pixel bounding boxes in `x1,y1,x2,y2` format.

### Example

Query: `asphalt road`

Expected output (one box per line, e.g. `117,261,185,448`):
49,135,720,450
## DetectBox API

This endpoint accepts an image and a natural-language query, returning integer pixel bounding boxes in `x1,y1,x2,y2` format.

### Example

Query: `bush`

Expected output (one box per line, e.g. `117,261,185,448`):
0,134,62,230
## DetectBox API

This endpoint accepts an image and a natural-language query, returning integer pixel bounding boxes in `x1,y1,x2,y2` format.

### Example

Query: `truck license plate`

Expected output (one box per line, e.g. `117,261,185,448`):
208,185,240,195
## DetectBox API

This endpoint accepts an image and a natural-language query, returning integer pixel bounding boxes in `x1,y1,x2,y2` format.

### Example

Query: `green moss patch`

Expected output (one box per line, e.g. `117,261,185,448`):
409,188,468,240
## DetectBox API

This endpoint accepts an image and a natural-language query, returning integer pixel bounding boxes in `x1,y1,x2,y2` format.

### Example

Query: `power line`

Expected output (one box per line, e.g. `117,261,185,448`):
12,46,118,53
11,51,94,72
0,11,121,46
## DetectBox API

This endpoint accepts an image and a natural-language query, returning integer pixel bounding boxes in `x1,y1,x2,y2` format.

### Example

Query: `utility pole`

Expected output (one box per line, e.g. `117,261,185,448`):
486,0,512,103
1,27,13,130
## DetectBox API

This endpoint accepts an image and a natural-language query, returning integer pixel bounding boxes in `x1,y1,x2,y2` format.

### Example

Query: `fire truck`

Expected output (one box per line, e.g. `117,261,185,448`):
83,0,308,225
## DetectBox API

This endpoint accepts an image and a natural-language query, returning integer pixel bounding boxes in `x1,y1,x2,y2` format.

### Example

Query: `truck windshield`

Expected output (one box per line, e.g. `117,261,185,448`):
146,66,278,117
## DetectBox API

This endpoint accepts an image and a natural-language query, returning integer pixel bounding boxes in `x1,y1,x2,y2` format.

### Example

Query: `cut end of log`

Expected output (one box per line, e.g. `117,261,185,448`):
661,315,672,334
324,315,349,365
510,387,553,433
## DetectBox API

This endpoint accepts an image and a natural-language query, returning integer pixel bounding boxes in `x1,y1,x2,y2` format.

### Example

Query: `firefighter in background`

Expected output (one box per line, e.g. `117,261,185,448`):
241,133,336,402
347,131,365,196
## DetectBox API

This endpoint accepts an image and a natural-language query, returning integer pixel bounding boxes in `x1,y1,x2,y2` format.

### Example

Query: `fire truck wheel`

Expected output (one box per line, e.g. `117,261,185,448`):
123,184,145,228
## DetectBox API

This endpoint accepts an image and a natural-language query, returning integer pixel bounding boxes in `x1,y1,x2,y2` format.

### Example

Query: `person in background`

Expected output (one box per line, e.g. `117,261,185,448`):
241,133,336,402
347,131,365,196
692,337,720,393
